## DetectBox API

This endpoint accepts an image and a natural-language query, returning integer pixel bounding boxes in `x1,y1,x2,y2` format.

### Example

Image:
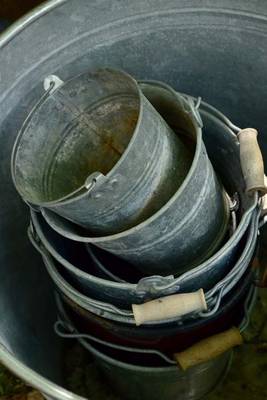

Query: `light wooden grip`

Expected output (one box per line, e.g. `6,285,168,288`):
132,289,207,326
238,128,267,194
174,327,243,370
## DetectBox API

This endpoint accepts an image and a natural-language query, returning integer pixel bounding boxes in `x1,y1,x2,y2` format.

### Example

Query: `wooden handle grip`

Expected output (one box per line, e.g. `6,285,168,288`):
132,289,207,326
174,327,243,370
238,128,267,194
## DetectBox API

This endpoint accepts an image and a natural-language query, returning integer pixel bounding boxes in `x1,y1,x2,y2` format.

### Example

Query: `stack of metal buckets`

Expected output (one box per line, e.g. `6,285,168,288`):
11,68,266,400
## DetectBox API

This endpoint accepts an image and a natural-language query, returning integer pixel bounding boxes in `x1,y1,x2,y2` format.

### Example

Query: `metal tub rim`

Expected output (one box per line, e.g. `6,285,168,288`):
0,345,84,400
0,1,266,400
0,4,86,399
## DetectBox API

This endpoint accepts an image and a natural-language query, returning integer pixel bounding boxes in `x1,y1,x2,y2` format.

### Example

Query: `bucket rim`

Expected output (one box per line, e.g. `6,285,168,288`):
0,0,66,49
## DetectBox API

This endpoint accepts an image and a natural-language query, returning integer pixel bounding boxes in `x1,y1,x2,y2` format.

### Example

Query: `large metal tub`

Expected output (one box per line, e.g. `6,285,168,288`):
1,1,267,399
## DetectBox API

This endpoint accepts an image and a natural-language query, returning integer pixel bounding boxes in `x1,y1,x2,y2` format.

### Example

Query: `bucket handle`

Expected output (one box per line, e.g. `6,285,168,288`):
131,289,207,326
15,77,56,144
54,319,176,366
181,92,267,196
174,327,243,370
201,205,260,317
174,285,256,370
238,128,267,195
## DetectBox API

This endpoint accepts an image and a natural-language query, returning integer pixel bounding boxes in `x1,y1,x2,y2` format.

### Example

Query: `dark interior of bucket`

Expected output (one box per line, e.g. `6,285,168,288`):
2,2,267,399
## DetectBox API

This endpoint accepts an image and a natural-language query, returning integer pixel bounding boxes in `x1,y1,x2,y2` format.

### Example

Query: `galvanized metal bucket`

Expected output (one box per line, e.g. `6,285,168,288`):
30,212,258,328
30,199,257,308
11,68,192,235
41,82,230,276
53,287,256,400
76,343,232,400
52,269,253,354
